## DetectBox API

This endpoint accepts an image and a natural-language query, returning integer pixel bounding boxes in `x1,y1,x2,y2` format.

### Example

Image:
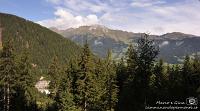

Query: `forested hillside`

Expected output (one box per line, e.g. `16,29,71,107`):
0,32,199,111
0,13,81,68
0,13,199,111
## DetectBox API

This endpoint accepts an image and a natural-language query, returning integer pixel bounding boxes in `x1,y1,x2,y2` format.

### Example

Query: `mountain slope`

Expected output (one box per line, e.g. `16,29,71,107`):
55,25,136,42
52,25,200,63
0,13,81,68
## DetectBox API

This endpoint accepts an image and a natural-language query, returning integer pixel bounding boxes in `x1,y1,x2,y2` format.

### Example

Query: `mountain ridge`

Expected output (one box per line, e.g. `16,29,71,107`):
51,25,200,64
50,25,199,41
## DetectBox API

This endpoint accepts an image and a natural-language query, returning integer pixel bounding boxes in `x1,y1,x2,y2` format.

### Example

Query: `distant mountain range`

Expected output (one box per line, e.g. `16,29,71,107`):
51,25,200,64
0,12,199,65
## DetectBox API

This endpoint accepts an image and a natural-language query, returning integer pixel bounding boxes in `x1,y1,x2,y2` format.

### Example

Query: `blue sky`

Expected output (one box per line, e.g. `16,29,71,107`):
0,0,200,35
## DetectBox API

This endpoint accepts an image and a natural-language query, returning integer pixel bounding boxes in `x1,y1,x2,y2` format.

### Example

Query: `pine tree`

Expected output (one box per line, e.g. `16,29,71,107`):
168,65,182,99
134,34,159,110
75,42,96,111
93,58,106,110
117,44,138,111
126,44,137,80
190,55,200,96
182,55,193,97
116,57,127,93
152,59,167,101
154,60,166,92
115,58,127,111
103,50,118,111
48,56,61,98
0,40,17,111
15,49,35,111
55,71,80,111
192,55,200,98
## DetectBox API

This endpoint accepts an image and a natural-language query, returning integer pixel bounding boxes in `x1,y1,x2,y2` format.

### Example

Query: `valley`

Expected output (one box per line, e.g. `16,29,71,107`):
52,25,200,64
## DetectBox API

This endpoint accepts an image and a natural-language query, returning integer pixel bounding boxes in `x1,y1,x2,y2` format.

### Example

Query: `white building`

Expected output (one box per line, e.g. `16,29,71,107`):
35,76,50,94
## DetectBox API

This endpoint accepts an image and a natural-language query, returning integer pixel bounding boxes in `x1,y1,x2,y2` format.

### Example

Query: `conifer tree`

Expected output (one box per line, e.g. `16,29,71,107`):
103,50,118,111
75,42,96,111
151,59,168,101
115,58,127,111
192,55,200,98
168,65,183,99
116,44,138,111
15,49,35,111
55,71,80,111
190,55,200,96
93,58,106,110
48,56,61,98
0,40,17,111
134,34,159,110
116,57,127,92
126,44,137,79
117,34,159,111
17,50,33,90
182,55,193,97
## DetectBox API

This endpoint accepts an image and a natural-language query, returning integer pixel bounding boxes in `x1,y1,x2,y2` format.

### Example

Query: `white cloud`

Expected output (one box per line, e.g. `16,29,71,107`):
46,0,61,4
39,0,200,36
131,2,152,7
47,0,110,13
131,0,166,8
94,40,103,45
37,8,99,29
159,41,169,47
149,6,177,16
101,0,200,35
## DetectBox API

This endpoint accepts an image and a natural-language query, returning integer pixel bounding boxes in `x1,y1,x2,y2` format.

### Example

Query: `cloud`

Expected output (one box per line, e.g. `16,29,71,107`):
46,0,61,4
94,40,103,45
159,41,169,47
131,0,166,8
37,8,99,29
39,0,200,35
100,0,200,35
46,0,110,13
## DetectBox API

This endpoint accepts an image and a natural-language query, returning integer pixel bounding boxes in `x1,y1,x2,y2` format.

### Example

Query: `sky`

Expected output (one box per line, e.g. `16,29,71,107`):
0,0,200,35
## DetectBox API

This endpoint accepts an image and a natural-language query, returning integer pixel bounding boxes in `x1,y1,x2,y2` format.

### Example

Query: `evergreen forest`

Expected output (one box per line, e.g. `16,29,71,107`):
0,34,200,111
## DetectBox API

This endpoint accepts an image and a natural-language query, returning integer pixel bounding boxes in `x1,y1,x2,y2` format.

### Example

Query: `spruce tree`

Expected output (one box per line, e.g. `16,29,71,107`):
48,56,61,98
115,58,127,111
93,58,106,110
134,34,159,110
126,44,137,80
116,57,127,95
55,71,80,111
0,40,17,111
192,55,200,98
168,65,182,99
117,45,138,111
190,55,200,96
75,42,95,111
15,49,35,111
152,59,167,101
182,55,193,97
103,50,118,111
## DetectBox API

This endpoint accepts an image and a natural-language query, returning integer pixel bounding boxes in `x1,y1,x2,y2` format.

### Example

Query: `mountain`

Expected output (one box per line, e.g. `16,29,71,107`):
0,13,81,68
52,25,200,64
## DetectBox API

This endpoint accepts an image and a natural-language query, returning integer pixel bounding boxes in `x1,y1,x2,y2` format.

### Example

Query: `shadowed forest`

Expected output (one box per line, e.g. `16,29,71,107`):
0,34,199,111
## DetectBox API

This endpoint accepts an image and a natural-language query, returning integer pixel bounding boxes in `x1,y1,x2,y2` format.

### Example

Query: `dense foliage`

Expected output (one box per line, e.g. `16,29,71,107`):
0,13,200,111
0,13,81,68
0,34,199,111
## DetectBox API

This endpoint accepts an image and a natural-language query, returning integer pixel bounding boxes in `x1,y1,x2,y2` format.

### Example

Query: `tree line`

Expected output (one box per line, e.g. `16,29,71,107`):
0,34,200,111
